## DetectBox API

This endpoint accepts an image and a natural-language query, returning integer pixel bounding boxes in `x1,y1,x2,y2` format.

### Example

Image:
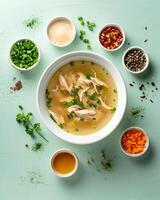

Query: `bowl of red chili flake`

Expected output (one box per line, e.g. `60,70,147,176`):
120,127,149,157
99,24,125,51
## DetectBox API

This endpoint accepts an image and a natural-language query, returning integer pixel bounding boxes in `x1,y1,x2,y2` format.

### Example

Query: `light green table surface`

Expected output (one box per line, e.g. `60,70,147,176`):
1,0,160,199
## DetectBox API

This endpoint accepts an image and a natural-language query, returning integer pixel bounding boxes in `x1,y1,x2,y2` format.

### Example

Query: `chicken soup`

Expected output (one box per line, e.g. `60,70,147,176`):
46,61,118,135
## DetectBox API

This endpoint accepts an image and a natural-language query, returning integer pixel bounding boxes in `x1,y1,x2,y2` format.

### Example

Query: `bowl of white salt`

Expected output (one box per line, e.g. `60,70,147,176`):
46,16,76,47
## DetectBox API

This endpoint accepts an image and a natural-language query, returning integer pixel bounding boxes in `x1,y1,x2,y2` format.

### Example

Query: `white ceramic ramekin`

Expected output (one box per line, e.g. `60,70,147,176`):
120,127,149,157
98,23,125,52
9,38,40,71
46,16,76,47
122,46,149,74
50,149,78,178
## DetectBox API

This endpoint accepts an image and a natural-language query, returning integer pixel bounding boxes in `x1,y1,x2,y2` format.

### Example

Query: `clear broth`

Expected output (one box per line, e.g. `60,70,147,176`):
46,61,118,135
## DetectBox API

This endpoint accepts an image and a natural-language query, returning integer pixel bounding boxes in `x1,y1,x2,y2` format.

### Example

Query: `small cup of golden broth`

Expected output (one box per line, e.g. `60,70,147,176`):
50,149,78,178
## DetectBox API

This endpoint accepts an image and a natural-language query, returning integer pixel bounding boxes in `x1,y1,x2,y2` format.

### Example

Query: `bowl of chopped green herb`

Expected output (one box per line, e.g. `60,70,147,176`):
9,39,40,71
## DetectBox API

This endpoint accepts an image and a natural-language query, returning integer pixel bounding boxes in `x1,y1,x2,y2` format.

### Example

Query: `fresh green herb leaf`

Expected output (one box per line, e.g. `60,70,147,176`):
111,107,116,113
85,73,94,79
96,98,101,104
26,127,34,136
78,16,85,25
90,92,97,100
45,89,52,108
87,45,92,50
101,160,112,171
59,123,64,129
64,100,75,107
16,106,48,142
83,38,89,43
130,106,144,118
86,21,96,31
19,105,23,110
75,128,79,132
77,101,84,107
80,30,86,35
79,30,86,40
89,102,97,108
24,16,40,29
33,123,41,132
79,35,83,40
32,143,43,151
64,99,83,107
71,87,79,97
85,92,97,100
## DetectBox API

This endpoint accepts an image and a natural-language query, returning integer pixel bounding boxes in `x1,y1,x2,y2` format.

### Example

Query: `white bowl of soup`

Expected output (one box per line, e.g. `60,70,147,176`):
37,51,127,144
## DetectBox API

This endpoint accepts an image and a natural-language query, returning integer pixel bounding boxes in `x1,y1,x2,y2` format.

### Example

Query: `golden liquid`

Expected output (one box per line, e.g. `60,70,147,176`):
52,152,76,174
47,61,118,135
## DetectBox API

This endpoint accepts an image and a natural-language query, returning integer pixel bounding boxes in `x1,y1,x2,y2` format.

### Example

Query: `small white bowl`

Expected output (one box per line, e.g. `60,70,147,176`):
46,16,76,47
120,127,149,157
9,38,40,71
98,23,125,52
50,149,78,178
122,46,149,74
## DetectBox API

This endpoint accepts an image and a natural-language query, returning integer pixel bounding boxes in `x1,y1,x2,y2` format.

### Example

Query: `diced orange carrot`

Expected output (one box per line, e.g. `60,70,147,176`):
121,129,146,154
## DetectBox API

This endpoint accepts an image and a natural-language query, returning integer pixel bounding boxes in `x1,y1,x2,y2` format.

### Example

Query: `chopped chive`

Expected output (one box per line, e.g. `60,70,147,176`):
83,38,89,43
111,107,116,113
78,16,85,26
59,123,64,129
19,105,23,110
87,45,92,49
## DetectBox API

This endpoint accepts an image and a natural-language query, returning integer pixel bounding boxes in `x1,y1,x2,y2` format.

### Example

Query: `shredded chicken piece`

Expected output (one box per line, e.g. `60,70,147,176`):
74,109,96,119
91,77,108,88
48,110,64,125
78,87,89,102
52,85,59,92
77,72,92,85
92,82,98,93
59,74,71,93
99,97,113,110
66,73,76,86
68,105,81,113
60,96,73,103
64,73,76,92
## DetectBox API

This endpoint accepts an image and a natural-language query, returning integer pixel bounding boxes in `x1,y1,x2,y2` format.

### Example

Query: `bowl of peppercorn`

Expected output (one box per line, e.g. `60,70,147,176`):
122,46,149,74
98,23,125,52
9,38,40,71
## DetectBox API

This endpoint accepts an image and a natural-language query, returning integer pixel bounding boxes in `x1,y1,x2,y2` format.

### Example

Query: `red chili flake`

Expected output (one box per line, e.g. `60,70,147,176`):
99,26,123,50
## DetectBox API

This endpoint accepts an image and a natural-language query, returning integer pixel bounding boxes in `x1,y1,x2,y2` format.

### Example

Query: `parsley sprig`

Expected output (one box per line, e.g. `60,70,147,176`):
16,105,48,142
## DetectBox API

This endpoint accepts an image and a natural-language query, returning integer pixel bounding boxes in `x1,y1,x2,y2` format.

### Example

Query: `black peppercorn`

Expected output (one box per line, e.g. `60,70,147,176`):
124,48,147,72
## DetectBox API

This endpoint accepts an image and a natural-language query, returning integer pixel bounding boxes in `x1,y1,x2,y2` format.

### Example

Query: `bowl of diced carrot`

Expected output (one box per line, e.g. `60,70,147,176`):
120,127,149,157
